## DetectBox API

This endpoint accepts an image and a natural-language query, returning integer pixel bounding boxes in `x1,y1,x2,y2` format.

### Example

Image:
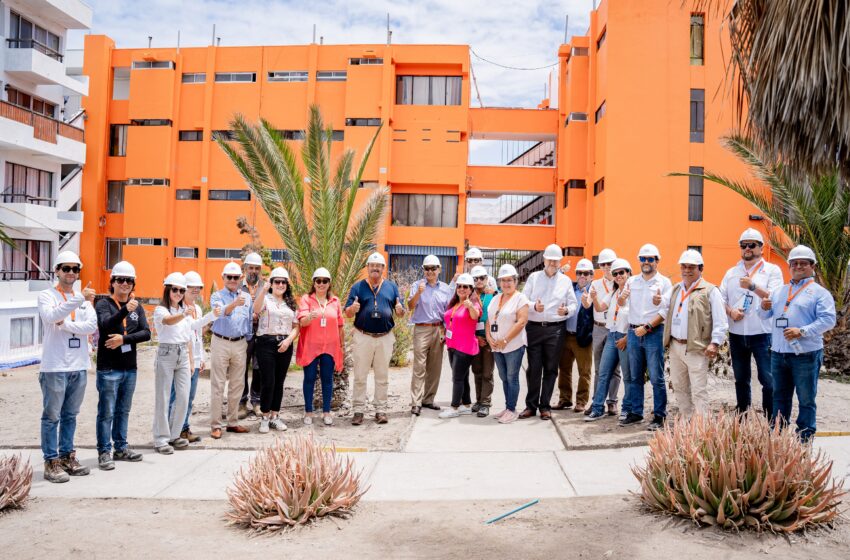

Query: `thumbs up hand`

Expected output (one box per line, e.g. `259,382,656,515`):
581,290,592,307
761,292,773,311
417,281,426,294
126,292,138,312
534,298,544,312
395,297,405,316
350,295,361,314
652,287,662,306
82,281,96,302
557,302,568,316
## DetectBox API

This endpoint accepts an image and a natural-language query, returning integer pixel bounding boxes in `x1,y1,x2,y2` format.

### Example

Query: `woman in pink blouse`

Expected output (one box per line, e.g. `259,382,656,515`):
439,274,482,419
296,267,344,426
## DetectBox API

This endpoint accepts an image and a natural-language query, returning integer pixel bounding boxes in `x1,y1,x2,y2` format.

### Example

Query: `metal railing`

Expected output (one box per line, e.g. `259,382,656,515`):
6,38,62,61
0,269,54,281
1,192,56,206
0,101,84,143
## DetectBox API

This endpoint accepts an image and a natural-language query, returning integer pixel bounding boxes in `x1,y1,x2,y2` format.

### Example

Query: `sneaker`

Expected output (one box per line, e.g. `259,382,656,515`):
493,409,508,420
59,451,89,476
259,418,270,433
269,418,288,431
169,437,189,449
471,403,481,413
647,415,665,432
584,410,605,422
180,429,201,443
303,415,313,426
619,413,644,427
44,459,70,483
98,451,115,470
498,410,518,424
458,405,473,416
477,405,490,418
113,448,143,462
155,445,174,455
618,411,628,423
439,408,460,419
323,415,333,426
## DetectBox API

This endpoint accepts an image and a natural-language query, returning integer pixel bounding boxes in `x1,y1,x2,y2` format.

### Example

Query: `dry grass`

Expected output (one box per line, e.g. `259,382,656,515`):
0,455,32,511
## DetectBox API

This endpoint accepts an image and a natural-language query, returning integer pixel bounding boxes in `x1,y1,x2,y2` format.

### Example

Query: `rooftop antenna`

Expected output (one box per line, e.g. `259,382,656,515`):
147,36,152,48
216,37,221,47
320,36,324,45
564,15,569,43
177,30,180,54
211,24,216,46
386,13,392,45
312,24,316,44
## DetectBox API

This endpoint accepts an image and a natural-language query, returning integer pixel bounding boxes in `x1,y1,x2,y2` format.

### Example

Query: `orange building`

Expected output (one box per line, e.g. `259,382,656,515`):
79,0,771,299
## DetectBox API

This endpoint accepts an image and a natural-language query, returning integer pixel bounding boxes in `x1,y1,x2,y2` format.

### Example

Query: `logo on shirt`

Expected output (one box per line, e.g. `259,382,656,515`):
129,312,139,322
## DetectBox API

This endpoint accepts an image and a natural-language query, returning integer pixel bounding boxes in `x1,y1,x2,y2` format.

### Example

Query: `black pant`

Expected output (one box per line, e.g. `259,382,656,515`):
241,335,261,405
448,348,474,408
525,322,566,413
254,335,293,413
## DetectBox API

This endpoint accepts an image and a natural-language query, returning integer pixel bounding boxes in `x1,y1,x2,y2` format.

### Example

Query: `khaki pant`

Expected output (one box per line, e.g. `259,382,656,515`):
558,333,593,407
669,340,710,416
410,325,444,406
210,336,247,429
352,330,395,414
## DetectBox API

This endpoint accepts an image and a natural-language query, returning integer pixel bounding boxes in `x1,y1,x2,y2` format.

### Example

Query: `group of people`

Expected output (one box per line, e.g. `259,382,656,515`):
36,227,836,483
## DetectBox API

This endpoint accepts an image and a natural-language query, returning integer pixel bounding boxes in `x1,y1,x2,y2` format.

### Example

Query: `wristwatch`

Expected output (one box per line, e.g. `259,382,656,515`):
799,327,807,338
643,323,653,332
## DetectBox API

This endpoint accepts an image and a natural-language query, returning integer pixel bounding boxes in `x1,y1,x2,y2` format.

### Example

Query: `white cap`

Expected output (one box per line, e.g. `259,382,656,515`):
542,244,563,261
470,265,488,278
55,251,82,268
222,261,243,276
422,255,441,267
456,273,474,286
787,245,817,264
638,243,661,258
598,248,617,264
466,247,483,260
739,228,764,244
243,252,263,266
269,267,290,280
576,258,594,272
611,258,631,272
184,271,204,287
367,252,386,266
497,264,518,279
678,249,704,266
111,261,136,278
163,272,187,289
312,267,331,279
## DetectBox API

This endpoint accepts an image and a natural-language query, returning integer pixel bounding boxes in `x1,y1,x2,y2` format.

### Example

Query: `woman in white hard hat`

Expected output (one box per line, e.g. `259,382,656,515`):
252,267,300,432
438,273,482,419
296,268,344,426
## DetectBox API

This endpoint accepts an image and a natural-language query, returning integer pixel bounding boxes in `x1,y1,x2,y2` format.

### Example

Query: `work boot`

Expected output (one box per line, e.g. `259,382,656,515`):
113,448,143,462
98,451,115,471
44,459,70,483
351,413,364,426
59,451,90,476
180,429,201,443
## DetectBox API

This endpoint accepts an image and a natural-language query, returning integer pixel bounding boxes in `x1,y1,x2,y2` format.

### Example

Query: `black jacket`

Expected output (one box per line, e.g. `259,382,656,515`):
95,297,151,371
573,282,594,348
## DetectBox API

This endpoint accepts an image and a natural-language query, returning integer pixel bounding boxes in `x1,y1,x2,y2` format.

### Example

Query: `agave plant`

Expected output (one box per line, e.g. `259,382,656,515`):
0,455,32,511
632,411,846,532
226,434,367,531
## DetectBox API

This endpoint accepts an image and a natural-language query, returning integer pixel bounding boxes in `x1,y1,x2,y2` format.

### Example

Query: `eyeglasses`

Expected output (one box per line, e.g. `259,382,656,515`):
224,275,241,281
576,271,593,276
112,277,133,284
457,284,472,290
638,256,657,263
789,260,813,268
314,278,330,284
271,279,288,285
612,270,629,277
423,266,439,272
465,258,482,264
60,265,81,273
739,242,760,250
473,275,487,281
599,262,613,267
170,287,186,294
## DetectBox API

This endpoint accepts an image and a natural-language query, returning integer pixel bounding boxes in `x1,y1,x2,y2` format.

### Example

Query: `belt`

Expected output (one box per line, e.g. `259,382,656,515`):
671,337,688,344
213,332,245,342
629,323,663,330
356,328,390,338
415,322,443,327
594,321,606,327
258,334,287,341
528,321,565,327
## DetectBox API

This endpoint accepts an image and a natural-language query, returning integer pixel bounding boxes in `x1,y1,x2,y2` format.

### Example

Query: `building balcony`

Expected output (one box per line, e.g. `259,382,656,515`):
20,0,93,30
5,41,88,95
0,101,85,164
0,199,83,233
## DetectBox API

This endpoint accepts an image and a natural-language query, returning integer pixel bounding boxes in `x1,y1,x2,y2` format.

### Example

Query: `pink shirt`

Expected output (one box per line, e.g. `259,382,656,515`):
295,294,343,370
443,301,481,356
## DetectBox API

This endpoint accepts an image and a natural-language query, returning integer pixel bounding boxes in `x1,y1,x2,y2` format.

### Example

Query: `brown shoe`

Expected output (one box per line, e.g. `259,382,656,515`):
226,425,249,433
59,451,90,476
552,401,572,410
210,428,222,439
518,408,536,419
540,410,552,421
375,413,388,424
351,413,364,426
573,404,586,412
181,429,201,443
44,459,70,483
606,403,618,416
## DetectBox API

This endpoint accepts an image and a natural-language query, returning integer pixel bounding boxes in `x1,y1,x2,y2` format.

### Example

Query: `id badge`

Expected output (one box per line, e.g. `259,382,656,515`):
490,323,499,333
320,316,327,328
672,318,681,326
121,344,132,353
742,294,754,312
68,336,81,349
370,311,381,319
445,330,453,340
775,317,789,328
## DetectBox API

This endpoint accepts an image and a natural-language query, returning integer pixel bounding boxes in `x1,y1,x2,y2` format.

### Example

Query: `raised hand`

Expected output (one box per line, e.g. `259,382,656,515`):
534,298,544,312
213,305,222,318
652,287,662,306
417,281,426,294
761,292,773,311
234,293,246,306
395,297,405,316
739,277,754,290
126,292,138,312
557,302,568,316
82,281,96,302
350,296,361,314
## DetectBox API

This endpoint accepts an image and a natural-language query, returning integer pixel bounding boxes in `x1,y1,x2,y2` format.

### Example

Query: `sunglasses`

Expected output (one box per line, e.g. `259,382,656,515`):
473,275,487,281
112,277,133,284
314,278,330,284
60,265,81,273
613,270,629,277
599,262,613,267
457,284,472,290
271,279,288,285
225,275,241,281
576,271,593,276
740,242,760,250
465,258,482,264
423,266,439,272
638,257,657,263
170,287,186,294
790,261,813,268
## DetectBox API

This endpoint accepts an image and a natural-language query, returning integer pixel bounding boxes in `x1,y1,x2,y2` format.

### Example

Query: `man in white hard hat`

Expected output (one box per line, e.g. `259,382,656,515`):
407,255,452,415
208,261,253,439
662,250,728,417
520,244,576,420
617,243,673,430
94,260,151,471
345,252,405,425
239,252,264,417
586,248,621,416
452,247,497,292
555,258,594,413
719,228,784,417
37,251,97,483
759,245,835,442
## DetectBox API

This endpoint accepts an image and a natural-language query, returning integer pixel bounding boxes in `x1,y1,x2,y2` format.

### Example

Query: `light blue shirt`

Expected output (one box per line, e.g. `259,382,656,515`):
758,277,836,353
210,288,252,338
407,279,452,324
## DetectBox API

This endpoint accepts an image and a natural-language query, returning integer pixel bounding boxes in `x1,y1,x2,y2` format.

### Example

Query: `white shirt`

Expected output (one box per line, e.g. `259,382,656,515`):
719,259,784,336
625,272,673,326
486,292,530,353
669,280,729,345
522,270,576,323
255,296,297,336
187,303,214,368
603,288,630,334
590,277,615,324
38,287,97,373
154,305,194,344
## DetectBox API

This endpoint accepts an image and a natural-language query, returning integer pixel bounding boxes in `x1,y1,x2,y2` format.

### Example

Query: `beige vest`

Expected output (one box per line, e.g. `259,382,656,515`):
663,278,716,353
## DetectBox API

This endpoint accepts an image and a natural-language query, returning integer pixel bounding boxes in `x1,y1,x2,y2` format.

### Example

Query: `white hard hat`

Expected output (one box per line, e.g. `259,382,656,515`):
678,249,704,266
598,248,617,264
111,261,136,278
739,228,764,244
55,251,82,268
611,258,631,272
542,244,563,261
269,267,290,280
243,252,263,266
163,272,187,289
367,252,386,266
422,254,441,267
466,247,483,260
222,261,243,276
312,267,331,279
456,273,474,286
787,245,817,265
184,271,204,287
470,265,488,278
576,258,594,272
497,264,518,279
638,243,661,258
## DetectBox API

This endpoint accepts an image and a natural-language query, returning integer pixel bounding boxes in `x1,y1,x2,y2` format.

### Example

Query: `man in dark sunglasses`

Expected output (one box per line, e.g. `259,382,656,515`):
239,252,264,419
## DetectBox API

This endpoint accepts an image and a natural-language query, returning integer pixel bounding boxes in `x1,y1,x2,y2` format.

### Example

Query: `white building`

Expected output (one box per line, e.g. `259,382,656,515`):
0,0,91,367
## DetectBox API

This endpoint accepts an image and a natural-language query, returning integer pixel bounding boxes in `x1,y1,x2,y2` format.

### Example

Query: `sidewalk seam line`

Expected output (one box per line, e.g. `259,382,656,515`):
552,451,579,497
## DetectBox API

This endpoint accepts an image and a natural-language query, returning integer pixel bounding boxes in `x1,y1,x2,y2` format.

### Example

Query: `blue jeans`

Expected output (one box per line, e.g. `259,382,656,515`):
494,346,525,412
39,370,87,461
771,350,821,442
591,332,631,415
729,333,773,417
96,369,137,454
626,327,666,418
303,354,334,413
169,367,199,433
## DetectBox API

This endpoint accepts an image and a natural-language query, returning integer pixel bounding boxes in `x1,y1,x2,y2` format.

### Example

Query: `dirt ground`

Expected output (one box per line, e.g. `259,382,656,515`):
1,495,847,559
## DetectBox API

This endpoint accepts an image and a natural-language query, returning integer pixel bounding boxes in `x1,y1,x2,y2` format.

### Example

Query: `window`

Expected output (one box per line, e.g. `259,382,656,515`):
107,181,125,213
1,239,51,280
132,60,174,69
212,130,236,141
268,249,291,262
349,58,383,65
566,112,588,126
105,238,124,269
690,89,705,143
176,189,201,200
568,179,586,189
127,178,169,186
571,47,589,56
179,130,203,141
276,130,344,141
595,101,606,123
688,166,704,221
391,194,458,227
207,248,243,259
360,181,379,189
9,11,61,60
131,119,172,126
209,189,251,201
215,72,257,83
3,162,53,206
268,71,308,82
181,72,206,83
6,87,56,117
596,28,607,50
563,184,569,208
174,247,199,259
317,71,347,81
10,317,34,349
396,76,462,106
345,118,381,126
565,247,584,257
125,238,167,246
110,124,128,156
593,178,605,196
690,14,705,65
112,67,130,100
688,245,703,253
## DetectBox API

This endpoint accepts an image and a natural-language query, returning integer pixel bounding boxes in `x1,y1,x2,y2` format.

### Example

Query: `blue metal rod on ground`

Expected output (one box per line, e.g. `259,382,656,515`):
484,499,539,524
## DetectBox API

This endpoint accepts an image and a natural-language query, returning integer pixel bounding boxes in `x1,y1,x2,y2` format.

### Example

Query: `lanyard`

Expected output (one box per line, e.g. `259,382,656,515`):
315,296,329,318
244,283,259,298
601,279,610,294
744,260,764,279
676,281,699,316
494,291,514,320
783,279,814,314
369,280,384,308
613,289,622,321
56,286,76,321
111,297,128,334
449,303,461,327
